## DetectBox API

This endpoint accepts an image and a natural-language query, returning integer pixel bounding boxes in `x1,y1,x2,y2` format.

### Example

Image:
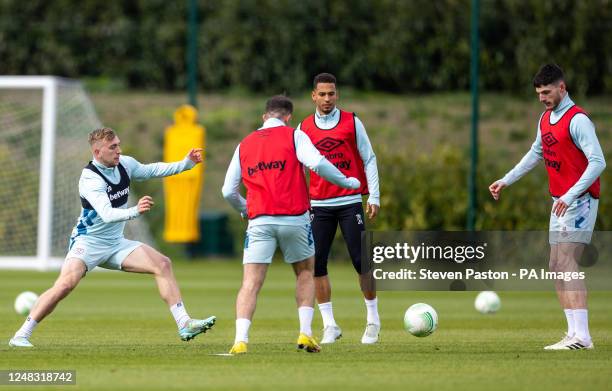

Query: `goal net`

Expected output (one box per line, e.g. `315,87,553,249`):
0,76,153,270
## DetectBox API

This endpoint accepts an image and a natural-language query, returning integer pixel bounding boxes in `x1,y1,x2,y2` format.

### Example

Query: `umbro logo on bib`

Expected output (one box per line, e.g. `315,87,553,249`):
542,132,558,147
315,137,344,152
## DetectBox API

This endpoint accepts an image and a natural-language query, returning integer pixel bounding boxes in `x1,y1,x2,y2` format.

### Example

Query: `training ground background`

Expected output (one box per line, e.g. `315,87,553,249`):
1,260,611,391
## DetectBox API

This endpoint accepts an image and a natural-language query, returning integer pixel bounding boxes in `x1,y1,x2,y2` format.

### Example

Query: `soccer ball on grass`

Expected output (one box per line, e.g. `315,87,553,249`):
14,291,38,316
403,303,438,337
474,291,501,314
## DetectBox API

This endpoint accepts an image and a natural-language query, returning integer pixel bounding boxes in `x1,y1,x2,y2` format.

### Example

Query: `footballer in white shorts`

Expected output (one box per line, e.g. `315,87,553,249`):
66,236,142,272
549,193,598,245
243,224,315,264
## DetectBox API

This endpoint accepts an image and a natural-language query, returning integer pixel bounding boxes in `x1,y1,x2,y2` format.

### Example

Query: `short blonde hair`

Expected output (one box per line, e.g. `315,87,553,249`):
88,127,116,146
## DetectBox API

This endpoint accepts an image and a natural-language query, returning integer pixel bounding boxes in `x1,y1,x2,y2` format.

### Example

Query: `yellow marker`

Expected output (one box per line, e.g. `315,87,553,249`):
163,105,205,242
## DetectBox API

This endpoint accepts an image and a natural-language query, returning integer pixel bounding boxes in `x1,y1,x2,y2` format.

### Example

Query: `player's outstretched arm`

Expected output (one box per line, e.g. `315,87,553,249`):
294,129,360,190
496,128,543,191
123,150,202,181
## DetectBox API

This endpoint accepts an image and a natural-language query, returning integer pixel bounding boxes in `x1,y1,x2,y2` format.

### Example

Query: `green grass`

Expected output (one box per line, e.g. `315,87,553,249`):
1,261,611,390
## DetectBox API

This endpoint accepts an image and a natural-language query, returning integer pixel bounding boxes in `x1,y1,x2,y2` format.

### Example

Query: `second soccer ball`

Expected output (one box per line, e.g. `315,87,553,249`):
474,291,501,314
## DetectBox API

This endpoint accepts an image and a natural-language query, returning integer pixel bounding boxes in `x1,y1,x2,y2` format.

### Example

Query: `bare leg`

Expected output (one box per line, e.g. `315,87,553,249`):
122,244,216,338
359,273,377,300
549,242,592,344
293,257,319,345
121,245,181,306
236,264,269,320
293,257,315,308
315,275,331,304
29,258,87,323
550,243,587,309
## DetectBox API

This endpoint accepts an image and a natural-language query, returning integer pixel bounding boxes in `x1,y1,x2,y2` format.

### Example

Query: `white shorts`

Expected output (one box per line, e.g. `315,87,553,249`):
243,224,315,264
66,237,142,272
549,193,598,245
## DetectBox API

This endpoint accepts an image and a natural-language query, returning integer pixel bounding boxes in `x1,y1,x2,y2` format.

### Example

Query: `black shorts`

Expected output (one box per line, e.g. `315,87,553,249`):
311,202,365,277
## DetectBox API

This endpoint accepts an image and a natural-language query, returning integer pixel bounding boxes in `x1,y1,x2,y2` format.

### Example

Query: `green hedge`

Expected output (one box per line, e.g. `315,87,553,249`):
1,0,610,94
373,144,611,232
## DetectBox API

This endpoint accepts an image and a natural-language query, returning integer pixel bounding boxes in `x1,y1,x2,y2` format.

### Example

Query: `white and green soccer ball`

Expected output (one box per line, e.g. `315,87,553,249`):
14,291,38,316
474,291,501,314
403,303,438,337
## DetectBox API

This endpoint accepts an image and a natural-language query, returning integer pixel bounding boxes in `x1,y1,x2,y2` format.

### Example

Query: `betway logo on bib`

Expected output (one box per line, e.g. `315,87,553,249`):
108,187,130,201
329,154,351,170
247,160,287,177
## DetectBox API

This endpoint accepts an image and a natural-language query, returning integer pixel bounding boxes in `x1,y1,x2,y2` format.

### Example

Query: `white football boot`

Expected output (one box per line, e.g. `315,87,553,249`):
9,336,34,348
544,334,573,350
545,334,593,350
320,325,342,344
361,323,380,344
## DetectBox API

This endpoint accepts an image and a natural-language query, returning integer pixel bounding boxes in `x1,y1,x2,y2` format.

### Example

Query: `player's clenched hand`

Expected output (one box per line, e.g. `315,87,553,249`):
187,148,203,164
137,196,154,214
346,177,361,190
552,199,569,217
488,180,506,201
367,203,379,219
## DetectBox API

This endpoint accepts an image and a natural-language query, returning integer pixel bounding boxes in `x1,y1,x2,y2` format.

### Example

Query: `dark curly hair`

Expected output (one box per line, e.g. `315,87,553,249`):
533,64,565,87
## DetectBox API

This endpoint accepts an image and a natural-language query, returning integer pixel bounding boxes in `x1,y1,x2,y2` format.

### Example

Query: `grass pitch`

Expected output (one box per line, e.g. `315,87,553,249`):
1,260,611,390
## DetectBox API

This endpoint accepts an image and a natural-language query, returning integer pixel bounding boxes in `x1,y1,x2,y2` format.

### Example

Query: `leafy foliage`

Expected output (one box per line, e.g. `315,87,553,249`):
1,0,610,94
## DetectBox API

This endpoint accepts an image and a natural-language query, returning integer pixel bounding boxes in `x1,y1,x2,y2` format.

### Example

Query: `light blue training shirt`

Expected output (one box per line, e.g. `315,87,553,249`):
70,155,195,245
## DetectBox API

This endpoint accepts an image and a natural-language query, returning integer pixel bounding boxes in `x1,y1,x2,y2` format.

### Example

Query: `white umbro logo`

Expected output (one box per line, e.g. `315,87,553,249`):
356,214,363,225
107,185,112,193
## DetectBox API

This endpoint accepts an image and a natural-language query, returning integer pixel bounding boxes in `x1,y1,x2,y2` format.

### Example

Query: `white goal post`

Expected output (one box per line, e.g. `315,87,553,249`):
0,76,152,270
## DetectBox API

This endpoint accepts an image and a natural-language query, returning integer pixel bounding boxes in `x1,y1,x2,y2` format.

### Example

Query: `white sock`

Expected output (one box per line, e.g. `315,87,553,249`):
365,297,380,325
15,316,38,339
573,309,591,343
564,309,575,337
318,302,337,328
298,306,314,336
235,318,251,343
170,301,190,329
